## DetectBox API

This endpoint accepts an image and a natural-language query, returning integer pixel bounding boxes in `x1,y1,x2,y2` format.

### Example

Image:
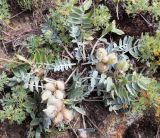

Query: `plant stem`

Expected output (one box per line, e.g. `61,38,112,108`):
90,33,108,57
0,58,21,64
82,42,86,61
116,2,119,20
81,61,97,65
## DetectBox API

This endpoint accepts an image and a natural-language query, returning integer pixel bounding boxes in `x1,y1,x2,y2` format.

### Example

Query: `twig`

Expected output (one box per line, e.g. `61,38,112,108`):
84,105,106,137
62,45,74,59
81,61,97,66
65,67,78,84
6,25,16,31
2,40,8,54
155,125,160,138
116,3,119,20
73,116,80,127
10,10,26,19
81,104,88,138
82,43,86,61
3,39,12,43
81,105,86,128
1,30,11,36
86,115,106,137
69,123,80,138
80,68,87,76
139,14,153,27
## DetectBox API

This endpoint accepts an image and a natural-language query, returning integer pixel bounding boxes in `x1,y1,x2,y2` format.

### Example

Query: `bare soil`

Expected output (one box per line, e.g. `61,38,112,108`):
0,121,27,138
124,109,160,138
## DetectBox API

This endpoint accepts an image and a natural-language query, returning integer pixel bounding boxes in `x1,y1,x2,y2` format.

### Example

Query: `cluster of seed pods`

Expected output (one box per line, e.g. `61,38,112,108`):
41,78,74,125
96,48,129,73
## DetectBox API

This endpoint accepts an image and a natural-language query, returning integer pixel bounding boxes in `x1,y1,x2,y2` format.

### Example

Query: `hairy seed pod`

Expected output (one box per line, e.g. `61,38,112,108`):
96,62,108,73
56,80,65,91
45,83,56,92
54,112,64,124
54,90,65,99
101,55,109,64
47,96,64,112
47,95,56,104
116,60,129,72
96,48,107,61
41,90,52,102
107,53,118,65
79,130,88,138
43,105,57,118
62,108,74,123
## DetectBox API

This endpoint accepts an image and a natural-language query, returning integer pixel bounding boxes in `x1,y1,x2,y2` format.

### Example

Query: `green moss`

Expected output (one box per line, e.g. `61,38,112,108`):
93,5,111,30
16,0,32,10
0,0,10,24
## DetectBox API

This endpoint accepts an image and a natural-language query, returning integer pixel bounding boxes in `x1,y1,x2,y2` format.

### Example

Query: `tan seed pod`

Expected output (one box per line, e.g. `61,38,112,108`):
54,112,64,124
56,80,65,91
116,60,129,72
47,96,64,112
79,130,88,138
107,53,118,65
96,48,107,61
45,83,56,92
54,90,65,99
41,90,52,102
96,62,108,73
101,55,109,64
62,108,74,123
